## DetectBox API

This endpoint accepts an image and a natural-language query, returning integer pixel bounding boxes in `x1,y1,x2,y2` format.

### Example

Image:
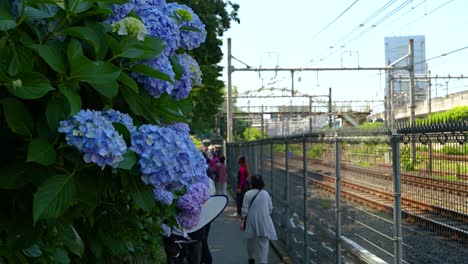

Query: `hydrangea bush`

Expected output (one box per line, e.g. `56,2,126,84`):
0,0,211,262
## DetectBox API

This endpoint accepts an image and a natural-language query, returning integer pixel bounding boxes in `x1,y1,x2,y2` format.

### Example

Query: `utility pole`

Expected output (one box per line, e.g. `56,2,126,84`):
227,38,233,143
408,39,416,164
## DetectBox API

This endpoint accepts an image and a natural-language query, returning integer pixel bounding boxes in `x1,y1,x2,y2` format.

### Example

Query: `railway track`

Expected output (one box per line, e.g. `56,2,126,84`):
266,156,468,244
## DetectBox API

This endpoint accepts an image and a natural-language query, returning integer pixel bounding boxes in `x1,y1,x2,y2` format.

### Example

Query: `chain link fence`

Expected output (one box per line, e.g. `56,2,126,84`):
226,122,468,264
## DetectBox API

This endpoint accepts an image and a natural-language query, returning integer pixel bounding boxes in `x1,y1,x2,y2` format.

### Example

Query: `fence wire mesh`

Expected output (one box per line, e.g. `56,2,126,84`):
226,124,468,264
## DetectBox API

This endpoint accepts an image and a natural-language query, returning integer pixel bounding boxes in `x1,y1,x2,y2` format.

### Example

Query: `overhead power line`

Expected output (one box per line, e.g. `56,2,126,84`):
299,0,360,47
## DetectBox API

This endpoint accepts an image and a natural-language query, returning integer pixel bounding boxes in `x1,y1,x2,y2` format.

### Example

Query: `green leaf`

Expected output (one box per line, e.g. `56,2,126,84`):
118,71,138,93
69,56,121,84
112,122,131,145
105,34,121,55
33,174,75,224
46,97,68,132
8,44,33,76
67,38,83,67
118,150,137,170
128,174,155,212
22,244,42,258
52,248,70,264
170,55,183,80
57,224,84,257
89,81,119,98
1,97,34,137
63,27,104,56
24,4,58,19
8,72,54,99
0,6,16,31
120,36,165,59
130,64,173,83
59,83,82,116
27,138,57,166
28,44,66,74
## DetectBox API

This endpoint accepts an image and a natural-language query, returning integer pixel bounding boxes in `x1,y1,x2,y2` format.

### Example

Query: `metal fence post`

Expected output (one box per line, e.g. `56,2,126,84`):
391,135,403,264
303,136,309,263
285,139,290,251
260,142,263,176
335,138,342,264
270,141,274,196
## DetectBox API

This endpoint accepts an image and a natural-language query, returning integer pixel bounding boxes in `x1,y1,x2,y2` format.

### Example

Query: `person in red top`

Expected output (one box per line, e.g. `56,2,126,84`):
236,156,250,216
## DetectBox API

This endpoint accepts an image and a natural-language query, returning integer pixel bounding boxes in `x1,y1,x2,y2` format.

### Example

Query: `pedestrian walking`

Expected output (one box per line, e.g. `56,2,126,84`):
240,174,277,264
235,156,250,216
214,155,228,195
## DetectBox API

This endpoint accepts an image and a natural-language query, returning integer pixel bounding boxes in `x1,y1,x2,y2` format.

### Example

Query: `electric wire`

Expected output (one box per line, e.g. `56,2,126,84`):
307,0,398,65
299,0,360,47
386,0,456,37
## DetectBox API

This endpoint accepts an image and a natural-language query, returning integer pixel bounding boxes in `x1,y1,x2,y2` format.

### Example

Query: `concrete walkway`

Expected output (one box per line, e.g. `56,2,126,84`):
208,193,282,264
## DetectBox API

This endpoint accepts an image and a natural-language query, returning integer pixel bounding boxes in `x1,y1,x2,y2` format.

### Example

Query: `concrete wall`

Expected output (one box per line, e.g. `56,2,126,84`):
367,90,468,121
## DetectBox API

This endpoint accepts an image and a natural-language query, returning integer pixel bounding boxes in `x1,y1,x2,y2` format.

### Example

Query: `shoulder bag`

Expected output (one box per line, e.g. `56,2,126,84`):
240,189,262,231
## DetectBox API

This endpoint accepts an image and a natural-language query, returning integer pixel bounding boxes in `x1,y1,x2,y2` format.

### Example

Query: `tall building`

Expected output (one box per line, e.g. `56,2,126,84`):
384,36,427,107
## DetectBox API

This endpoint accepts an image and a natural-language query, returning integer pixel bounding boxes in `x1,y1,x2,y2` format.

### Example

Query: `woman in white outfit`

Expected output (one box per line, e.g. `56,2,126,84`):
240,174,277,264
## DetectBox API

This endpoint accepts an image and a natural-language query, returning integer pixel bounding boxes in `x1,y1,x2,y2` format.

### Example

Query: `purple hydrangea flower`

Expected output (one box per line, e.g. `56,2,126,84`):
58,109,128,169
131,55,175,97
163,3,206,50
176,180,210,229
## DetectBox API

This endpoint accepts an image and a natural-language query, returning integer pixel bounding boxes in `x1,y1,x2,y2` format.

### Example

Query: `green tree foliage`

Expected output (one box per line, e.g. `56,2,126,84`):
423,106,468,123
242,127,264,141
168,0,240,134
0,1,214,262
358,121,384,129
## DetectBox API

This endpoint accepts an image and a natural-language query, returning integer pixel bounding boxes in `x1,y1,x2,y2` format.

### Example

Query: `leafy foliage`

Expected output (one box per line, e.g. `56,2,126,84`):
0,0,227,262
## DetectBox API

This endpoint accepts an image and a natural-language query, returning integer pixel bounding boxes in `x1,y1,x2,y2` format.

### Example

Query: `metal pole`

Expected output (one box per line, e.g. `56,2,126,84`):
335,139,342,264
309,96,313,133
261,105,265,139
392,135,403,264
428,70,432,114
270,141,274,197
285,139,290,251
408,39,416,164
260,141,264,177
303,136,309,263
328,87,332,128
227,38,233,143
291,70,295,96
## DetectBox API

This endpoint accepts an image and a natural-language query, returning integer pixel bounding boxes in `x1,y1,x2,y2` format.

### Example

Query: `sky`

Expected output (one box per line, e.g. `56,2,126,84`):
218,0,468,112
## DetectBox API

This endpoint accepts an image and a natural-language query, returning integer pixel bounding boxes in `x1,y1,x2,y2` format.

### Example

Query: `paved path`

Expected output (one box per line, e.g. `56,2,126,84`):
208,194,282,264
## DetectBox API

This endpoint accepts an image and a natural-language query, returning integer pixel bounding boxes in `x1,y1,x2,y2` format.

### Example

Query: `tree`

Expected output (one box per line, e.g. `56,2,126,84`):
168,0,240,135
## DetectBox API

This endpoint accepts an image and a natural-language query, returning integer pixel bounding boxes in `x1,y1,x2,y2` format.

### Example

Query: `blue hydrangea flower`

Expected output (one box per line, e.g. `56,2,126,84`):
58,109,128,169
102,109,137,134
178,53,202,86
171,54,192,100
131,55,175,97
107,3,135,24
137,6,181,56
163,3,206,50
131,123,208,192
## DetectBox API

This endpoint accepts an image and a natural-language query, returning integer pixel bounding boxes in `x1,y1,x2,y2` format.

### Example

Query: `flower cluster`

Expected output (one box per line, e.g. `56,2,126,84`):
131,123,207,193
112,17,148,41
132,122,210,229
131,51,175,98
58,110,128,169
176,180,210,229
163,3,207,50
107,0,206,100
